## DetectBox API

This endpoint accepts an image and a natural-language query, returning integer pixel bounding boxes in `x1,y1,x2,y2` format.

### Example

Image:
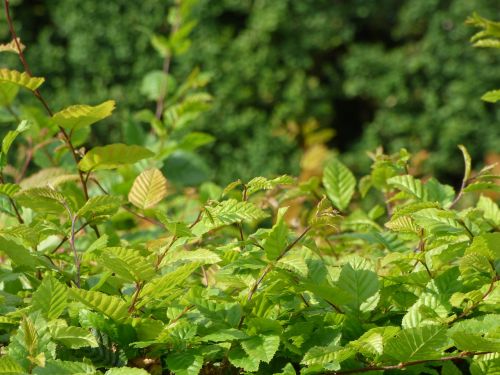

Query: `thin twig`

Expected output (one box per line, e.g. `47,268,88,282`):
0,173,23,223
452,275,498,322
128,281,144,314
69,214,81,288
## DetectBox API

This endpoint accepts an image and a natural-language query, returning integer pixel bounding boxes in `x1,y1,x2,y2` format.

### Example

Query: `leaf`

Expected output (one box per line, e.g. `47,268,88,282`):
0,356,24,374
448,315,500,352
384,325,450,362
161,248,221,267
14,187,68,216
228,345,260,372
0,236,38,269
276,252,308,277
166,348,203,375
264,207,289,261
388,175,424,200
482,89,500,103
31,276,68,319
241,335,280,364
0,82,19,106
301,346,354,369
100,247,156,282
192,199,268,235
0,69,44,91
1,120,30,168
477,196,500,227
322,158,356,211
78,144,154,172
105,368,150,375
128,168,168,210
0,184,21,198
69,289,129,322
52,100,115,130
50,326,99,349
336,257,379,312
33,360,96,375
77,195,122,221
246,175,294,196
0,38,25,54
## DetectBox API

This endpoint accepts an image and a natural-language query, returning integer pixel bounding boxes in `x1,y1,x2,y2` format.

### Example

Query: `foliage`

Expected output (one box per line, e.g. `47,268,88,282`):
0,3,499,375
1,0,499,183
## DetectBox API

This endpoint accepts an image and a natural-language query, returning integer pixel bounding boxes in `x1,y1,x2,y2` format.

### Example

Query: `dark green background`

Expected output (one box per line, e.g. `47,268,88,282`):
1,0,499,184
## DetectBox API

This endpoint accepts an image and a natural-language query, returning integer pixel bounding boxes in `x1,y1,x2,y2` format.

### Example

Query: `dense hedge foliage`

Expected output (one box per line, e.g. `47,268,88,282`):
0,3,499,375
2,0,499,183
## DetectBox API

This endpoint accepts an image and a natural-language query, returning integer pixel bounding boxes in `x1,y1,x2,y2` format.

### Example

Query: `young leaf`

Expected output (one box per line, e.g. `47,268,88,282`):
69,289,129,322
481,89,500,103
50,326,99,349
0,236,38,269
78,144,154,172
128,168,168,210
33,359,96,375
458,145,472,186
384,325,450,362
264,207,289,261
166,348,203,375
100,247,156,282
322,158,356,211
246,175,294,196
0,69,44,91
228,345,260,372
0,356,24,374
241,335,280,364
77,195,122,221
31,276,68,320
52,100,116,130
0,183,21,198
14,187,68,216
105,368,150,375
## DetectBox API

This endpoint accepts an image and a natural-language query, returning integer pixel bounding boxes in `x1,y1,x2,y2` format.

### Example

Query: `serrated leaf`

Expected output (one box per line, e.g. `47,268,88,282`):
385,325,450,362
50,326,98,349
69,289,128,322
322,158,356,211
161,248,221,267
166,349,203,375
33,359,96,375
264,207,289,261
246,175,294,196
241,335,280,364
412,208,465,236
77,195,122,221
31,276,68,320
14,187,68,216
192,199,268,235
448,315,500,352
0,184,21,198
336,258,379,312
0,236,38,269
0,38,24,54
78,144,154,172
52,100,115,130
128,168,168,210
100,247,156,282
0,356,24,374
228,345,260,372
0,82,19,106
301,346,354,369
477,196,500,227
105,368,149,375
0,69,44,91
388,175,424,200
276,252,308,277
20,168,80,189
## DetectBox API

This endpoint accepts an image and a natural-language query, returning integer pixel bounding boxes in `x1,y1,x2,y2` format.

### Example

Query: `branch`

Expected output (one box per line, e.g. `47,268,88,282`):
324,351,492,375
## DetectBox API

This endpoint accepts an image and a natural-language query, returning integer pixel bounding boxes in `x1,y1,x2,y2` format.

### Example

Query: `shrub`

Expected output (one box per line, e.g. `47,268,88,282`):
0,3,499,374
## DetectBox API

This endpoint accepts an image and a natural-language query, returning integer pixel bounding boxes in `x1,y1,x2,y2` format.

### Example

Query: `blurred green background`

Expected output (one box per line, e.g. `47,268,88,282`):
1,0,499,185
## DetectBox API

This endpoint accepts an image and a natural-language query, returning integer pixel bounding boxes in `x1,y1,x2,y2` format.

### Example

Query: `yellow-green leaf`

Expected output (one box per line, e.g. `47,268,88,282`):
0,69,44,91
78,144,154,172
52,100,116,130
128,168,168,209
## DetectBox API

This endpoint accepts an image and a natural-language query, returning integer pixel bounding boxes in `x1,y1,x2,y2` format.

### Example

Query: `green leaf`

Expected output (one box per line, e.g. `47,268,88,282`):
128,168,168,210
0,184,21,198
241,335,280,364
458,145,472,187
411,208,465,236
276,252,308,277
192,199,268,235
33,360,96,375
14,187,68,216
264,207,289,261
32,276,68,319
336,257,379,312
481,89,500,103
69,289,129,322
160,248,221,267
105,368,150,375
246,175,294,196
52,100,115,130
78,144,154,172
448,315,500,352
0,236,38,269
228,345,260,372
301,346,354,369
349,326,400,357
477,196,500,227
0,356,24,374
77,195,122,221
388,175,424,200
384,325,450,362
0,69,44,91
166,348,203,375
0,82,19,106
50,326,99,349
322,158,356,211
100,247,156,282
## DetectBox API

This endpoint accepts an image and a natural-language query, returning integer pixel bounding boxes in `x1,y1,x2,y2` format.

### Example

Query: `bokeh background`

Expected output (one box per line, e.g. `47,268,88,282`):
1,0,499,185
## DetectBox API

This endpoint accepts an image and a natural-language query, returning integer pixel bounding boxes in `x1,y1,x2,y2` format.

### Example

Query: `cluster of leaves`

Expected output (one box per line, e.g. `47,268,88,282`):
0,4,499,375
